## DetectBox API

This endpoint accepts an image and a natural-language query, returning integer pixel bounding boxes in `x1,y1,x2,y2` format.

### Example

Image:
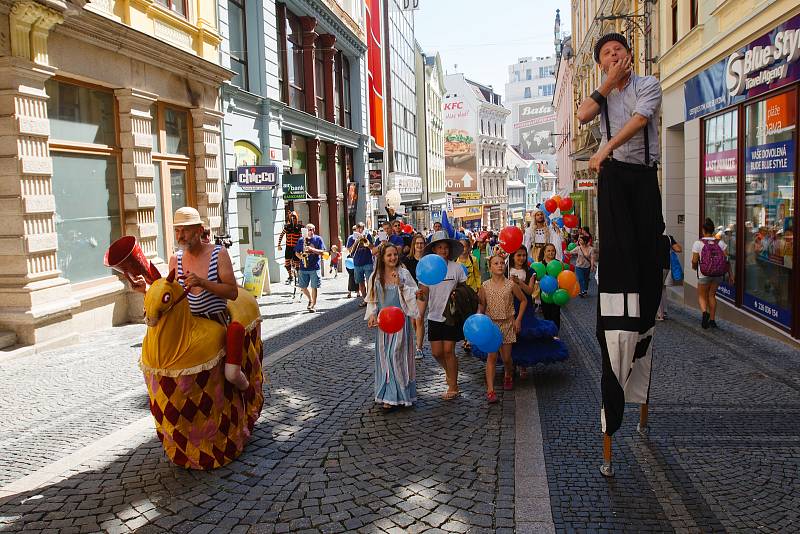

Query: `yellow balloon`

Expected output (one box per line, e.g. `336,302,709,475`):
323,252,330,260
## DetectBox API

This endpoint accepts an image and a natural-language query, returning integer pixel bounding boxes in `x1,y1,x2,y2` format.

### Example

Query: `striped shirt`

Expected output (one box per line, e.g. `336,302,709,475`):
177,245,228,316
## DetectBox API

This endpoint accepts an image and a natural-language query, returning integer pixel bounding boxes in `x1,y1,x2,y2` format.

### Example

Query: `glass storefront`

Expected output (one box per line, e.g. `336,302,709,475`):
703,109,738,301
701,88,797,331
742,90,795,328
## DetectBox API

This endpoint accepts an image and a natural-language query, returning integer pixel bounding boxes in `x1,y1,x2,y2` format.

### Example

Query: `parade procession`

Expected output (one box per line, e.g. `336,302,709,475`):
1,0,799,533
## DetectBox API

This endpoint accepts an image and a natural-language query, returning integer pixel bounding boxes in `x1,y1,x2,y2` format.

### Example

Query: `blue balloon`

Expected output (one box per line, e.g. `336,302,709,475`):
417,254,448,285
463,314,502,352
344,257,354,270
555,218,564,228
540,274,558,294
477,324,503,353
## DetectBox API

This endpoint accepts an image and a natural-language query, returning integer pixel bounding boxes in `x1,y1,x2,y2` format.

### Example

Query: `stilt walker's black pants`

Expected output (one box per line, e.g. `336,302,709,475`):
596,160,665,436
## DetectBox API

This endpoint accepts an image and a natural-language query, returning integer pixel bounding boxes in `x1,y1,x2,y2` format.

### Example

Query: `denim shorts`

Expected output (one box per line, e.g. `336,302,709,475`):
298,269,321,289
353,263,374,284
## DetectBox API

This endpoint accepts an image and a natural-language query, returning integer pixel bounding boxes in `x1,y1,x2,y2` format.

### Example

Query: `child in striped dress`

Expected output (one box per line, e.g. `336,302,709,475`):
477,255,528,403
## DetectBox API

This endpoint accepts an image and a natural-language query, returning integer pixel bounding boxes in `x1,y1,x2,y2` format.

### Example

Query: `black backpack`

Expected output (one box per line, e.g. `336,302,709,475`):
443,282,479,327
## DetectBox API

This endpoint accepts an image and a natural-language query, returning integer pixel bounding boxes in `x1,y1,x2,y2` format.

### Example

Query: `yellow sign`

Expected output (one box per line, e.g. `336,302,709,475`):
457,192,480,200
453,205,483,219
242,251,268,298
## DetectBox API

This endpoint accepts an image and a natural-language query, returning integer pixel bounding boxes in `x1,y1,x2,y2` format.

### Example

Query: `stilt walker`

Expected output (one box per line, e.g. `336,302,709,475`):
578,33,665,477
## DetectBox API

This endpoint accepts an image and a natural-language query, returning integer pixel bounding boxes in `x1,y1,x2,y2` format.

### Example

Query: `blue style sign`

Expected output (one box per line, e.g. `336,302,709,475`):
743,293,791,328
745,140,795,174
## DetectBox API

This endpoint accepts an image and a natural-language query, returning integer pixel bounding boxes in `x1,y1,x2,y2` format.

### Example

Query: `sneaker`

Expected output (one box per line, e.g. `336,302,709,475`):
486,391,498,404
415,349,424,360
701,311,710,329
709,320,718,328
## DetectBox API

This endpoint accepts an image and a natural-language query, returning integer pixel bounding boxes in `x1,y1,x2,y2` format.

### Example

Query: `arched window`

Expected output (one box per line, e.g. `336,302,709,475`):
234,141,262,167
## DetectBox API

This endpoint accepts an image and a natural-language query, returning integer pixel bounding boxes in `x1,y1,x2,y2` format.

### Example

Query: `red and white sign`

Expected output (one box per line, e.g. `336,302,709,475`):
704,149,737,177
576,178,596,191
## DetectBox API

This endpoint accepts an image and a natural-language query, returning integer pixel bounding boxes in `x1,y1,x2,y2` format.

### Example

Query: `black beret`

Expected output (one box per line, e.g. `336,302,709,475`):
594,33,630,63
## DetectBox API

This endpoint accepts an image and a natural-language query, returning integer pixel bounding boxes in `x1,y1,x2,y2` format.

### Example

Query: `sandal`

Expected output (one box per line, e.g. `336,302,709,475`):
442,390,460,401
503,376,513,391
486,391,498,404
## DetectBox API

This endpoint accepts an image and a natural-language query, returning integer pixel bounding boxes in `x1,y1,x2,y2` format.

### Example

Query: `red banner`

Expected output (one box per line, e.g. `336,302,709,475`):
366,0,384,149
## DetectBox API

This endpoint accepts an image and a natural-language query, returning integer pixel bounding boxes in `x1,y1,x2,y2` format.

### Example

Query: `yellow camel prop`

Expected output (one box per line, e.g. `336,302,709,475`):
139,270,264,469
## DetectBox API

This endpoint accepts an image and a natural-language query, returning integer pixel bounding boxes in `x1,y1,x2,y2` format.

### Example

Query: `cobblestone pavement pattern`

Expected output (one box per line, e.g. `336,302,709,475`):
535,285,800,533
0,273,518,533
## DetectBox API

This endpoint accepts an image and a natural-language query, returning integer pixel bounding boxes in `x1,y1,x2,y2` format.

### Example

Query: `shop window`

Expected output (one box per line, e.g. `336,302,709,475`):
690,0,698,30
742,90,795,328
342,56,352,129
671,0,678,45
52,154,121,283
703,109,738,301
46,80,115,146
155,0,186,17
47,80,121,283
228,0,249,91
290,134,308,175
318,141,327,196
164,108,189,156
315,42,326,119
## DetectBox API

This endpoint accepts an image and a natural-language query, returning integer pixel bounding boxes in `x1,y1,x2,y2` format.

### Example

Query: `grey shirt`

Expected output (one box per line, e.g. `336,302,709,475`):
599,73,661,166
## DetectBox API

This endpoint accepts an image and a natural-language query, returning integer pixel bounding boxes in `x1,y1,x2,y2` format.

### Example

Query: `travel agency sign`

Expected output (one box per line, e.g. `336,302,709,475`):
684,13,800,121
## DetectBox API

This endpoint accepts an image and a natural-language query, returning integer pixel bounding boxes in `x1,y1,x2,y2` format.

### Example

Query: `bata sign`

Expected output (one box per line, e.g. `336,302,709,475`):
726,26,800,96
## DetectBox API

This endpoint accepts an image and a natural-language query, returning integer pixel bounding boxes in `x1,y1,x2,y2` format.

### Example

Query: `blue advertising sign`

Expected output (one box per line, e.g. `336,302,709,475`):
684,13,800,121
745,140,795,174
743,292,792,328
237,165,278,191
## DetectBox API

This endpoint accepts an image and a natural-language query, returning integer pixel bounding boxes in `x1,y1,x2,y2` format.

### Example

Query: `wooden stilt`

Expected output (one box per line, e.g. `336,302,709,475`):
638,403,649,434
600,434,614,477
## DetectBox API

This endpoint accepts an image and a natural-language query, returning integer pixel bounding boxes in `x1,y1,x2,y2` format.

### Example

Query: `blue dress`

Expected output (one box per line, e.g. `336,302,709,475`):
374,282,417,406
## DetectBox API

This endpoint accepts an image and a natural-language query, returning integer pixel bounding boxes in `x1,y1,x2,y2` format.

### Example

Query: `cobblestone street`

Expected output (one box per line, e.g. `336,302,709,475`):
0,276,798,533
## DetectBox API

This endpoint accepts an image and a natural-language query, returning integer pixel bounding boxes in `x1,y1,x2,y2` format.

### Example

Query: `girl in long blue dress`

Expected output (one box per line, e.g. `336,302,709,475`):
365,243,421,409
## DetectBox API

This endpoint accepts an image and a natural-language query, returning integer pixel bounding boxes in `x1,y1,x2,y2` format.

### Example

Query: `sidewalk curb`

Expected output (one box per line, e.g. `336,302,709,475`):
514,381,555,533
0,309,362,504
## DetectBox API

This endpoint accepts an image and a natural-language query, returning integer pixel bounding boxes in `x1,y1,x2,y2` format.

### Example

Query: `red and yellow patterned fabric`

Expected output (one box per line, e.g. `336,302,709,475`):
141,279,264,469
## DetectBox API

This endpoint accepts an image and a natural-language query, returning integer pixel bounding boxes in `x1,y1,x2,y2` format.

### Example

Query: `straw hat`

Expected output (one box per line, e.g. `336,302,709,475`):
423,234,464,261
173,207,202,227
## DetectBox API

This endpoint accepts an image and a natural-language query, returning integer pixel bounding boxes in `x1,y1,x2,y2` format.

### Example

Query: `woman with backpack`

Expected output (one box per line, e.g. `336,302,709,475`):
692,218,728,329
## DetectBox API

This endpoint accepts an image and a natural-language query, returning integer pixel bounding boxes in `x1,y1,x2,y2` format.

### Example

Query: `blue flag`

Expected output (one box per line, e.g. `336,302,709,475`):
441,211,455,239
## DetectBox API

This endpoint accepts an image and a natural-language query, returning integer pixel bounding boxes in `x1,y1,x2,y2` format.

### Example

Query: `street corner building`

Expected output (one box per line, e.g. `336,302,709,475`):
0,0,229,349
659,0,800,343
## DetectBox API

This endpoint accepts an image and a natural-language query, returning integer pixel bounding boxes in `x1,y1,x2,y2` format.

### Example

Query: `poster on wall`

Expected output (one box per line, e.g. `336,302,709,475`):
369,170,383,196
684,13,800,121
242,250,268,298
443,98,478,193
347,182,358,229
513,102,556,159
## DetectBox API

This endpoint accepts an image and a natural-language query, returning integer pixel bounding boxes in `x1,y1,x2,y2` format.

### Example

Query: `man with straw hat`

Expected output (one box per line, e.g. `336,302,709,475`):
415,234,467,400
131,207,238,325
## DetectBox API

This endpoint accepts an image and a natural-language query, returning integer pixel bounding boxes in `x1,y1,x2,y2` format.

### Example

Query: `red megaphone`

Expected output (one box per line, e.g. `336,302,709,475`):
104,236,162,285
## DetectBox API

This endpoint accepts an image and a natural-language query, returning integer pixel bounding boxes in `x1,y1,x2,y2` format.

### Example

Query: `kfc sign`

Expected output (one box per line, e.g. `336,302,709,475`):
443,101,465,111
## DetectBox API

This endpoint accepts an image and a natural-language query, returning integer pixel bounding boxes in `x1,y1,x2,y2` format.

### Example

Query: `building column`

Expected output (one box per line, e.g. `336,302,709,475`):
191,107,225,235
299,16,318,117
306,137,321,229
319,34,336,122
0,1,78,347
325,142,340,249
115,89,159,261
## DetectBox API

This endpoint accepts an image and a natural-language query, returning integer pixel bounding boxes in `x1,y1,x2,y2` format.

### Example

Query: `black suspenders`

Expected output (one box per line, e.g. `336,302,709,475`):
602,98,651,167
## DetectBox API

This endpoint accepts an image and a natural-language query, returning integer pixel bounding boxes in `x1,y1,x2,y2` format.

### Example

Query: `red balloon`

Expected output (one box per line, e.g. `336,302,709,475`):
544,199,557,213
498,226,523,253
559,197,573,212
377,306,405,334
563,214,578,229
402,224,413,234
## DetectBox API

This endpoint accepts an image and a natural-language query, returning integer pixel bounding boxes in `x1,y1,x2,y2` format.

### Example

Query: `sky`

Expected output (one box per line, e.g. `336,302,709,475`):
412,0,571,100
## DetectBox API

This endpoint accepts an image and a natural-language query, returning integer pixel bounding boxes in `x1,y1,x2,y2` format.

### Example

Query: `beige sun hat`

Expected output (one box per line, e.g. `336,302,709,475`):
173,207,202,226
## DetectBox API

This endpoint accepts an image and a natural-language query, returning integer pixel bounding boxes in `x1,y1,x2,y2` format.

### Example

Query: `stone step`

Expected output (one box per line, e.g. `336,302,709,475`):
0,330,17,350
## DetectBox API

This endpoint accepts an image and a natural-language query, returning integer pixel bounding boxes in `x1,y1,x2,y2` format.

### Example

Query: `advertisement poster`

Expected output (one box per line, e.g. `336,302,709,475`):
704,148,738,177
684,13,800,121
368,169,383,196
745,140,795,174
443,98,478,193
242,250,268,298
743,292,791,328
513,102,556,158
347,181,358,230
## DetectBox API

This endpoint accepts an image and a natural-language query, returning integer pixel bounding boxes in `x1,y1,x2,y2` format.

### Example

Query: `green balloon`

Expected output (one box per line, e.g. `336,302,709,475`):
546,260,563,278
566,242,577,252
541,291,554,304
531,262,546,279
553,288,570,306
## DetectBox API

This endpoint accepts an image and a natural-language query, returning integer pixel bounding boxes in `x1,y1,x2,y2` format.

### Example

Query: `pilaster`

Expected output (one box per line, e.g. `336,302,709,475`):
299,16,318,118
306,137,321,229
190,107,225,234
319,34,336,123
325,141,340,249
115,88,161,263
